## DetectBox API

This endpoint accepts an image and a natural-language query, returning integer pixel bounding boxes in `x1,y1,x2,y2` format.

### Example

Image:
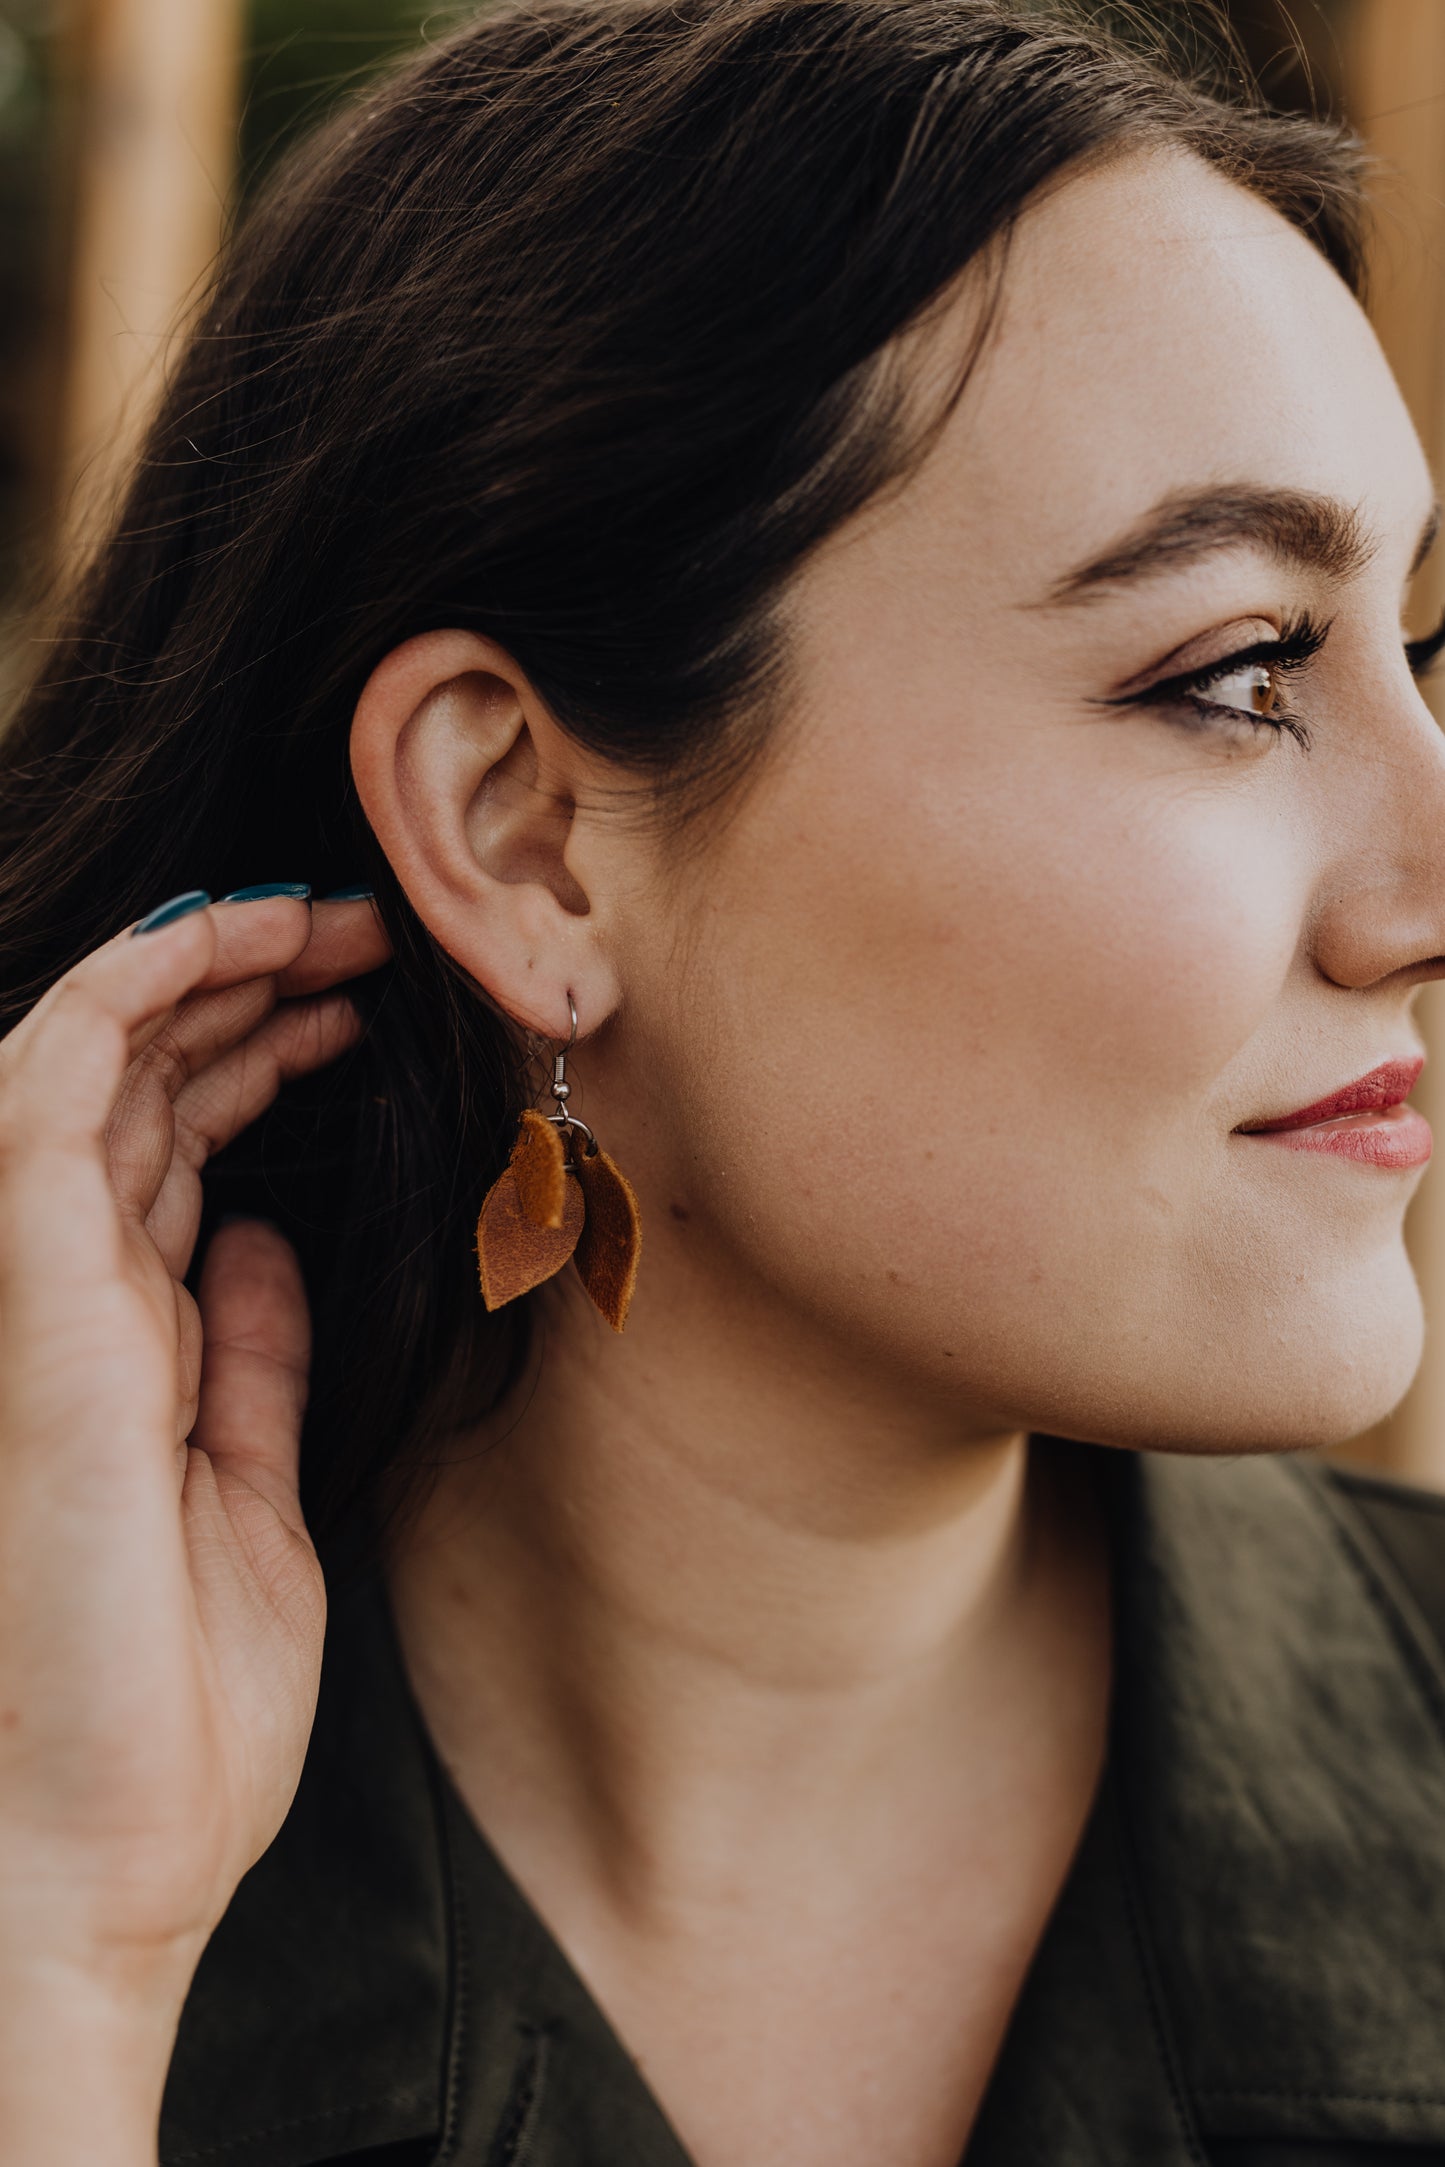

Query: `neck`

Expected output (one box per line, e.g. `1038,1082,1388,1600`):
383,1261,1110,1918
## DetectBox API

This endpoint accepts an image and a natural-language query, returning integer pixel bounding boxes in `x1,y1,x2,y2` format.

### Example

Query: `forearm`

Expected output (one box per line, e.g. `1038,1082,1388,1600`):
0,1960,184,2167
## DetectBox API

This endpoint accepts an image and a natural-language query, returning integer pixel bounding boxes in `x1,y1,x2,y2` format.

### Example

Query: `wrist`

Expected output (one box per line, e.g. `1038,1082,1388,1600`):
0,1956,190,2166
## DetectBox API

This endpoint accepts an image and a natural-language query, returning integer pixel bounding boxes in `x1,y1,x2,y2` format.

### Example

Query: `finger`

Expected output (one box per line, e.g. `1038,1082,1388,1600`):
106,977,281,1206
122,895,381,1083
0,906,218,1122
122,894,316,1064
0,914,222,1309
108,964,362,1229
192,1219,311,1535
273,896,391,999
172,992,363,1172
105,966,300,1221
185,892,314,990
144,994,364,1275
0,891,303,1080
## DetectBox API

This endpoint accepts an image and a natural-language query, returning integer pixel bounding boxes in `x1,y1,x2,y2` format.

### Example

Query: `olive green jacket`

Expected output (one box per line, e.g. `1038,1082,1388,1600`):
159,1449,1445,2166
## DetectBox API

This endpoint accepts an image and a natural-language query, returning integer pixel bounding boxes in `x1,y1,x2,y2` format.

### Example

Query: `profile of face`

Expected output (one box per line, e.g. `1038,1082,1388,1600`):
354,147,1445,1459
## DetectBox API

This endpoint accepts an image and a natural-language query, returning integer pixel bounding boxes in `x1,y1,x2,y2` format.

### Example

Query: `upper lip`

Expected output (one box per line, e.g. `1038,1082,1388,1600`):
1236,1055,1426,1134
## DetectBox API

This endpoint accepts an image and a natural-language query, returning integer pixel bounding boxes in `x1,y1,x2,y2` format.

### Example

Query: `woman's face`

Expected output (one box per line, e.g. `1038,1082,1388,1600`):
600,147,1445,1454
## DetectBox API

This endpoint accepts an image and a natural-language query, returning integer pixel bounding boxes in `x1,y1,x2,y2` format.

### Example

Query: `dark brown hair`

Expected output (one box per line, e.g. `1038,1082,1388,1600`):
0,0,1365,1547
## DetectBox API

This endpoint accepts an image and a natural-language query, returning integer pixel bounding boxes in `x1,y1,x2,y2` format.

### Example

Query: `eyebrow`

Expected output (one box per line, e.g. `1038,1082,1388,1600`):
1039,484,1407,605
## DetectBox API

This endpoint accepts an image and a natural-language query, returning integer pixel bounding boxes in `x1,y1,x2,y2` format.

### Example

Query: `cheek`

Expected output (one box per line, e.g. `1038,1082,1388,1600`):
695,733,1303,1178
670,728,1312,1414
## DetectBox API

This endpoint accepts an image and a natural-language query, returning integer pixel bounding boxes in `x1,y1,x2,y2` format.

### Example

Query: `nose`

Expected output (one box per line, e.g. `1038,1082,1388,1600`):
1310,668,1445,993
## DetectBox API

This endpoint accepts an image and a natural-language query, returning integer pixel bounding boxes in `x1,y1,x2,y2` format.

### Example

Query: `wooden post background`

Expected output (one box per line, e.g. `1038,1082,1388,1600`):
58,0,244,535
1340,0,1445,1484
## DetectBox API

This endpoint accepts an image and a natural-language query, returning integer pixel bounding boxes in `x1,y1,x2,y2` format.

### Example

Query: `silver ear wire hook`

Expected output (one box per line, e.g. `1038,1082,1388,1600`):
549,989,594,1153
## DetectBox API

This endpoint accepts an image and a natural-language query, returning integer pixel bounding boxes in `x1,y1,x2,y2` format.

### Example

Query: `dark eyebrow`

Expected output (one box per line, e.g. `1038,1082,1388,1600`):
1039,485,1376,605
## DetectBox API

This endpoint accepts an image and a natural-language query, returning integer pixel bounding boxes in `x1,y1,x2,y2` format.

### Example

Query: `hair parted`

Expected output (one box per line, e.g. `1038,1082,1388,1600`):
0,0,1367,1553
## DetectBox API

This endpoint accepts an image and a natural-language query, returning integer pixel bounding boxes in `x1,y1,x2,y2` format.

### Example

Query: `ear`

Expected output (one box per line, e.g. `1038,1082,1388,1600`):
349,630,621,1039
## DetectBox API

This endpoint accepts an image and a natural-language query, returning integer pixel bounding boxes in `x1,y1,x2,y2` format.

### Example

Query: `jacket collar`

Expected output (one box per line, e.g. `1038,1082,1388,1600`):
159,1449,1445,2166
160,1517,451,2167
1113,1449,1445,2151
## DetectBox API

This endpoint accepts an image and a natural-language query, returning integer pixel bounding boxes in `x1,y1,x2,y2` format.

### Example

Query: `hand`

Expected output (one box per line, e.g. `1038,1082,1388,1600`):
0,891,388,2022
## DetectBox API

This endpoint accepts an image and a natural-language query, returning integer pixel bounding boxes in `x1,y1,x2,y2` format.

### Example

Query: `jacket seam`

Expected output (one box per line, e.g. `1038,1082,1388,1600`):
1197,2087,1445,2107
1290,1460,1445,1744
429,1779,473,2166
488,2027,552,2167
1325,1465,1445,1518
1112,1775,1211,2167
165,2093,429,2161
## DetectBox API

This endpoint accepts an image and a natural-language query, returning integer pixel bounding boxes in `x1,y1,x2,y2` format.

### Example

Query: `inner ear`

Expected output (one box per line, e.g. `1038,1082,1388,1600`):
460,674,590,915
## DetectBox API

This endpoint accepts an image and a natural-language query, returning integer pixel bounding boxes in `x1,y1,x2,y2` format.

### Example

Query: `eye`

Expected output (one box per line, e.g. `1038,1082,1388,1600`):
1197,659,1284,720
1105,610,1328,750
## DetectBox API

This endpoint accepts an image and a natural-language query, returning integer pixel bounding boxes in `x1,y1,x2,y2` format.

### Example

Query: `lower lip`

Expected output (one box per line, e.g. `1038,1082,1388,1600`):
1241,1101,1433,1169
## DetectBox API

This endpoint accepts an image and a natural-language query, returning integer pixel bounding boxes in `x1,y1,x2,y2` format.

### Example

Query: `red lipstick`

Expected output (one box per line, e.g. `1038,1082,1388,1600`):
1236,1057,1431,1169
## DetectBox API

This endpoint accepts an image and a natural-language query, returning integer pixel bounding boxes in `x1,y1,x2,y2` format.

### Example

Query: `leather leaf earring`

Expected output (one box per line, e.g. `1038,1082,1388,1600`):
475,994,642,1331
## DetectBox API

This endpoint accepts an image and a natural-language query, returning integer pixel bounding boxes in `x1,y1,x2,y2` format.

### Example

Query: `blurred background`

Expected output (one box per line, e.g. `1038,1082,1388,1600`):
0,0,1442,1479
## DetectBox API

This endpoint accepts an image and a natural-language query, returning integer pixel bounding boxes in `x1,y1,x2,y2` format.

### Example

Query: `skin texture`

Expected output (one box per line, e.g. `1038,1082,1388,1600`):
359,150,1445,2167
3,145,1442,2167
361,152,1445,1467
0,895,388,2162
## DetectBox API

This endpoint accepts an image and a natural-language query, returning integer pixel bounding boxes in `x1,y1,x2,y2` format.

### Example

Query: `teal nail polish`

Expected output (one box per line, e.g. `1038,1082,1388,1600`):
219,882,312,903
131,890,211,936
321,885,374,902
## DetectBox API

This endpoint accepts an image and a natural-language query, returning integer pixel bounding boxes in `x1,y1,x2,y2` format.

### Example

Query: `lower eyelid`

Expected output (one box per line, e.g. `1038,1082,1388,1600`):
1173,689,1311,749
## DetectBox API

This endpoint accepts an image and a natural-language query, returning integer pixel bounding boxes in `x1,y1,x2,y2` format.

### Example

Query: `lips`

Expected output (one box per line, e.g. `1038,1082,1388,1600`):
1236,1056,1431,1169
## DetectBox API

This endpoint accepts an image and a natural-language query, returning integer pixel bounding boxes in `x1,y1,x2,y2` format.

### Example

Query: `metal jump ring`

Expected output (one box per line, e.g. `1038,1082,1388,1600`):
549,1110,596,1156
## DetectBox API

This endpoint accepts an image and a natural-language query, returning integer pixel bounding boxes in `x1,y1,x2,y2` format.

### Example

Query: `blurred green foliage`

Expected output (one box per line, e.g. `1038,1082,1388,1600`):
241,0,475,194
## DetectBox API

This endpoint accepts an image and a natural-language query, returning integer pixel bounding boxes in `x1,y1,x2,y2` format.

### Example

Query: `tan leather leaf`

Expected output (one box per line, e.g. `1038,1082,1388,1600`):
476,1167,583,1310
572,1144,642,1332
511,1107,568,1229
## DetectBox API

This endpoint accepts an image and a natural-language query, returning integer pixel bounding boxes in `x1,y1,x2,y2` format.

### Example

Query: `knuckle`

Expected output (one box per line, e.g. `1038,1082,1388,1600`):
0,1107,24,1174
137,1028,191,1100
46,981,127,1070
171,1108,213,1170
47,977,100,1028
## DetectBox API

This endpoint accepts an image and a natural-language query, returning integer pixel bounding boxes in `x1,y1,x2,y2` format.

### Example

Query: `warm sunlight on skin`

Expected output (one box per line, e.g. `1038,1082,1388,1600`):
589,145,1445,1459
362,147,1445,2167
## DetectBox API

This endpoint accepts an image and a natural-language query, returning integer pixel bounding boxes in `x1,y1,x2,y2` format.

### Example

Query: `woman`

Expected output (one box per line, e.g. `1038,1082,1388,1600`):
3,0,1445,2160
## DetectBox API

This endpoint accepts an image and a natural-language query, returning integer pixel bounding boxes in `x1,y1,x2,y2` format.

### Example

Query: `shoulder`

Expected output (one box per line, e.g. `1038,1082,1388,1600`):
1117,1442,1445,1619
1108,1444,1445,1743
1307,1456,1445,1665
1315,1452,1445,1535
1110,1449,1445,2157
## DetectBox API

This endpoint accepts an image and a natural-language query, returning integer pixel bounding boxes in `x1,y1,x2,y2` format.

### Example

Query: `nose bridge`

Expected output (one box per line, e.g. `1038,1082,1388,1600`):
1311,672,1445,991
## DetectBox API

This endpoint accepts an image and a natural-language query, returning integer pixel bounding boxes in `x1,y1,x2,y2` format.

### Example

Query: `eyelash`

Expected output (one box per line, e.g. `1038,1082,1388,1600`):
1116,607,1445,753
1406,614,1445,680
1118,611,1327,749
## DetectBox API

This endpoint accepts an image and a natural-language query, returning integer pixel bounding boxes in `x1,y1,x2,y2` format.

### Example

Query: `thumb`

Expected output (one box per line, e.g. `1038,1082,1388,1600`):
192,1218,312,1536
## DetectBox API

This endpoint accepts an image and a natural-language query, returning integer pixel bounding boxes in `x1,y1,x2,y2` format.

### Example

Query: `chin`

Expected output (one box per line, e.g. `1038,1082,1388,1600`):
1157,1268,1426,1458
1037,1248,1428,1460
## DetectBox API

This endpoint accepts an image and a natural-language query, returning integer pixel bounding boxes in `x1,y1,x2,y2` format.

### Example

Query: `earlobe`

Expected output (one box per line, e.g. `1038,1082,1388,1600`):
348,628,620,1039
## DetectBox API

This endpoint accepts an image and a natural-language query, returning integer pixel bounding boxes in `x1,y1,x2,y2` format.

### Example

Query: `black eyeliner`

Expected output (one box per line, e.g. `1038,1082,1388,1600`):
1103,608,1329,751
1406,610,1445,680
1109,610,1330,713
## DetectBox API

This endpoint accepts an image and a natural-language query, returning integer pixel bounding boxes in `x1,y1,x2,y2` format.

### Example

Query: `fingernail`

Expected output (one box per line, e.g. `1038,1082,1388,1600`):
131,890,211,936
320,885,374,902
219,882,312,904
